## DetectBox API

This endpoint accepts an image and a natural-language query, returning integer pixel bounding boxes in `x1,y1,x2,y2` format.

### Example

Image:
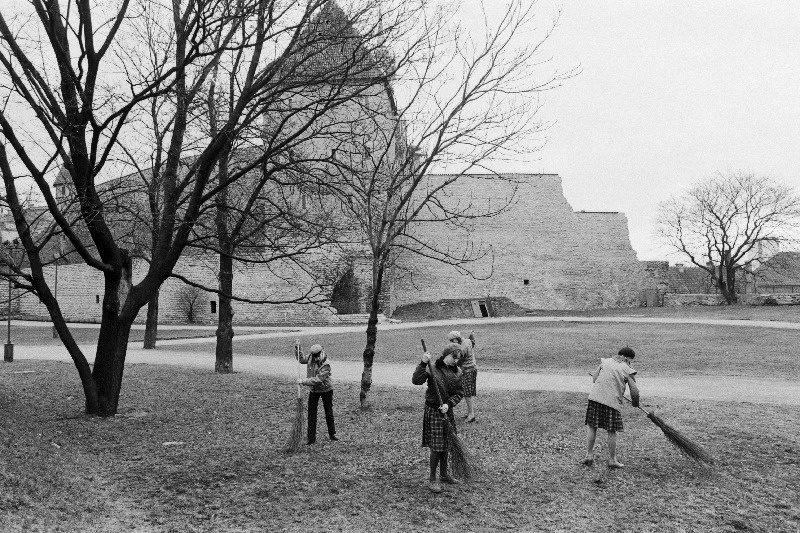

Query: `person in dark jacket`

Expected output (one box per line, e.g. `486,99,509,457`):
297,343,338,445
412,343,464,493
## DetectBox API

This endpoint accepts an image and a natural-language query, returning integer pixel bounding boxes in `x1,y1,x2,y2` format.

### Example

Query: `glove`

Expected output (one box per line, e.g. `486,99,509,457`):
439,403,449,414
631,398,640,408
421,352,431,364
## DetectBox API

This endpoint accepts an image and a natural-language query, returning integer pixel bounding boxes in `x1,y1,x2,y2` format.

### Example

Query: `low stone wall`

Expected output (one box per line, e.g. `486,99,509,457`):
664,293,800,306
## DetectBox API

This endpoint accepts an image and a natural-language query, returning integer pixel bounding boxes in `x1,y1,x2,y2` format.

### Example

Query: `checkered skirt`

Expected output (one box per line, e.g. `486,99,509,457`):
461,367,477,397
422,403,456,452
585,400,624,432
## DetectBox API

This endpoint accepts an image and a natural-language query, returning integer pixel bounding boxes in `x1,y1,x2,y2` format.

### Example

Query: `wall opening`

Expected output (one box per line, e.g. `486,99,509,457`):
210,301,217,314
330,268,361,314
523,279,529,285
471,300,490,318
95,295,100,304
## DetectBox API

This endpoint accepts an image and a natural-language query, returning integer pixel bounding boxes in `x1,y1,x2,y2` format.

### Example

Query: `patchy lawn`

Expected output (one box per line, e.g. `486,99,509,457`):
218,320,800,379
1,360,798,532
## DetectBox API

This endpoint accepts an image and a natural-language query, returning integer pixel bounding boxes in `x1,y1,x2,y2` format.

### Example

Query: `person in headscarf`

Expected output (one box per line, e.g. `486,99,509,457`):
448,330,478,422
297,343,338,445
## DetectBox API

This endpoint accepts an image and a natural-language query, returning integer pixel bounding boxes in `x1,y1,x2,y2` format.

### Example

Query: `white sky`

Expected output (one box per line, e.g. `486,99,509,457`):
490,1,800,261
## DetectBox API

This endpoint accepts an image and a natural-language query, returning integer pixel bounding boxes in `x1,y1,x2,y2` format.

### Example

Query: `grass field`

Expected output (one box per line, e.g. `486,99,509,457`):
2,307,800,531
216,319,800,379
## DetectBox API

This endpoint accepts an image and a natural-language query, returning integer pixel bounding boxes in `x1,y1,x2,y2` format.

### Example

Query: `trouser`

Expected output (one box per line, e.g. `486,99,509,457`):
308,390,336,442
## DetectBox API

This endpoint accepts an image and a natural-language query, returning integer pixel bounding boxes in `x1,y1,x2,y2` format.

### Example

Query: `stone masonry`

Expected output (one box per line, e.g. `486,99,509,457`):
391,174,647,313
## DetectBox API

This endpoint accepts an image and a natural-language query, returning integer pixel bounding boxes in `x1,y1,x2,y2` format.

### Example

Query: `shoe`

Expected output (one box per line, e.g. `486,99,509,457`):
306,440,316,445
428,481,442,493
581,458,594,467
466,415,476,423
461,414,469,419
440,475,460,485
329,435,339,441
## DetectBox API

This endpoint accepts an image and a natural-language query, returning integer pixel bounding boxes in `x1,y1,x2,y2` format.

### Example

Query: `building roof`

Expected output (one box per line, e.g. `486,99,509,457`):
756,252,800,284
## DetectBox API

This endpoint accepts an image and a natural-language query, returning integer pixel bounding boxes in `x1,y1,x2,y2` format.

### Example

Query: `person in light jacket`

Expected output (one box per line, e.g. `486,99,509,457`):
297,343,338,445
583,347,640,468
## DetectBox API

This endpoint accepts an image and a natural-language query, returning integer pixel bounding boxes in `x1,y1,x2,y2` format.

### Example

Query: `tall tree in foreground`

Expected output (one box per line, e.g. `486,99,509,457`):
325,0,576,406
0,0,392,415
656,171,800,304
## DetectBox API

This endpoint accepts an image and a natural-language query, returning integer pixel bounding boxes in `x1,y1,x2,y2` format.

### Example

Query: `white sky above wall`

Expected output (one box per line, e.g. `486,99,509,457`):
460,1,800,262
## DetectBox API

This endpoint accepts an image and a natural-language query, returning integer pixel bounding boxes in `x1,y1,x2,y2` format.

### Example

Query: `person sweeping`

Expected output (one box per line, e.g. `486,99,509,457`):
412,343,465,493
297,343,338,445
583,346,640,468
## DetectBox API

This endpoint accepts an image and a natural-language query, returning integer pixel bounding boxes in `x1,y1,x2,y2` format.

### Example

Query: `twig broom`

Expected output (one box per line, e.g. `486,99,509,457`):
626,397,714,464
421,339,479,479
284,340,306,453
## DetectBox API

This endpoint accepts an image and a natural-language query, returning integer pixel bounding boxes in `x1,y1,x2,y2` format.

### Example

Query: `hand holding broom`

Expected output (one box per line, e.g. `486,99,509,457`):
421,339,478,479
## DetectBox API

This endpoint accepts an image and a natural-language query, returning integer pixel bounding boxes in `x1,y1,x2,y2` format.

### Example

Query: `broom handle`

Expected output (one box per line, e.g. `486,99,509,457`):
421,339,446,409
296,341,304,400
587,372,648,415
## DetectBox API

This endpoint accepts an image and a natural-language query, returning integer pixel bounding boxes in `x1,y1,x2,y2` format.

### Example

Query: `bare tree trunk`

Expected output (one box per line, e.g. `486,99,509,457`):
360,263,384,408
92,318,134,416
90,269,134,416
214,147,234,374
216,250,234,373
142,293,159,349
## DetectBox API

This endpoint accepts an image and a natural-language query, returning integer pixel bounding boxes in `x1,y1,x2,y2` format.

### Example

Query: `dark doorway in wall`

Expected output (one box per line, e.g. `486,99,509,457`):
471,300,490,318
330,268,361,314
210,301,217,314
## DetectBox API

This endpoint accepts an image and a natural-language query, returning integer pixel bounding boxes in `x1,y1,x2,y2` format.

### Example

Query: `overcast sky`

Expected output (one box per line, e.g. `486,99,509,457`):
501,1,800,261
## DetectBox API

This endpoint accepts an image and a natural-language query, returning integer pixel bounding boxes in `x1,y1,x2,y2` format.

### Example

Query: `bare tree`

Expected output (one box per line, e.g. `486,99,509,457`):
656,171,800,304
320,0,576,406
0,0,397,416
176,284,204,323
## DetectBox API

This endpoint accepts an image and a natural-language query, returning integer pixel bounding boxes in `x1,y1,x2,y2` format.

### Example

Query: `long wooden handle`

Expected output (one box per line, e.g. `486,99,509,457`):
296,342,304,399
421,339,446,407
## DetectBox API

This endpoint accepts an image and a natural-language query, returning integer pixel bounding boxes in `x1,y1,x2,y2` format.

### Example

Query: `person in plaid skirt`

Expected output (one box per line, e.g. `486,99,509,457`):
412,343,464,493
449,330,478,422
583,347,640,468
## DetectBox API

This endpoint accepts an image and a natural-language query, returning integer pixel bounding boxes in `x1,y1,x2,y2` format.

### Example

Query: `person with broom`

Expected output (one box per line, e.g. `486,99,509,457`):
297,343,338,445
448,330,478,422
412,343,465,493
583,346,640,468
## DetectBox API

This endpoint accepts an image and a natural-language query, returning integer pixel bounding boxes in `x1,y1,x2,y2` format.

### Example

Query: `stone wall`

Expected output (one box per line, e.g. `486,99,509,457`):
665,293,800,306
391,174,649,313
19,258,342,325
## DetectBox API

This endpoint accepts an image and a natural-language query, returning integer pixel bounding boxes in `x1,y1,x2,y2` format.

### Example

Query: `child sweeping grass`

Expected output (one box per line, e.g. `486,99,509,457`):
583,347,640,468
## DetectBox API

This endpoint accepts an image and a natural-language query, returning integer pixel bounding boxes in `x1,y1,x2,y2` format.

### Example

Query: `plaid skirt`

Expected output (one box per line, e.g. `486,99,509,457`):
422,403,456,452
462,367,477,397
585,400,624,432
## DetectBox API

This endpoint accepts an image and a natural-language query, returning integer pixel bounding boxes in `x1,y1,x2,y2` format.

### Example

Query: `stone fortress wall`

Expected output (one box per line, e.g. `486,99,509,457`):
18,258,341,325
391,174,647,313
15,173,649,324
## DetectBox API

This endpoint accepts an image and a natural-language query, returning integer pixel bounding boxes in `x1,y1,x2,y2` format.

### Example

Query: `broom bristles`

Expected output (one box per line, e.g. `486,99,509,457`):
444,419,480,479
284,397,306,453
647,411,714,464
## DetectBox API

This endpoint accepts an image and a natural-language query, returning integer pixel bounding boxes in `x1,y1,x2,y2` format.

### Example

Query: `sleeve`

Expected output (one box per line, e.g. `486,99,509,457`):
412,362,429,385
297,349,311,364
446,376,464,408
